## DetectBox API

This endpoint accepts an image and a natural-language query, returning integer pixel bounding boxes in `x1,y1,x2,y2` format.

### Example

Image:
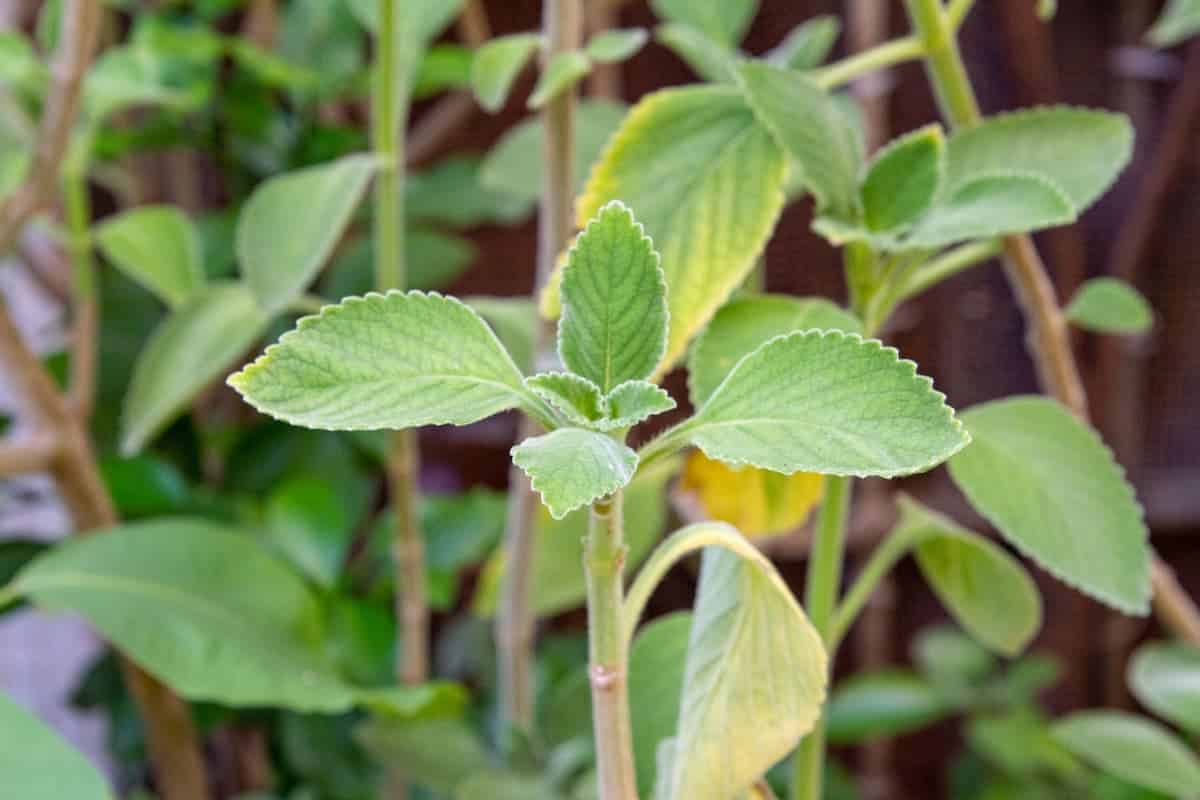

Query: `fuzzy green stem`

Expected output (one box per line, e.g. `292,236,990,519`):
897,239,1001,302
945,0,977,31
904,0,981,127
811,35,925,91
586,492,639,799
793,475,853,800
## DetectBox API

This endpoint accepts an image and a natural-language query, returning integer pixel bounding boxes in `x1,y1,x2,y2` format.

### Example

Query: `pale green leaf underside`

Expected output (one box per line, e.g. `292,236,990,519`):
906,171,1075,248
688,295,862,407
579,85,788,371
899,496,1042,656
1148,0,1200,47
511,428,638,519
94,205,205,308
663,547,825,800
654,22,739,83
122,282,268,455
526,371,607,426
1128,643,1200,736
861,124,945,233
948,396,1151,614
560,201,668,392
471,32,541,113
528,50,591,110
683,330,968,478
229,291,532,432
604,380,675,429
586,28,649,63
651,0,759,47
238,154,376,313
1065,277,1154,335
0,690,112,800
1052,711,1200,798
766,15,841,70
944,106,1133,214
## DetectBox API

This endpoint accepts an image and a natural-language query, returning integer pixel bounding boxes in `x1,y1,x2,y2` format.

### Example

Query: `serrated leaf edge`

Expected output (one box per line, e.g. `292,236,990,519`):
598,380,677,430
510,428,639,519
526,371,608,426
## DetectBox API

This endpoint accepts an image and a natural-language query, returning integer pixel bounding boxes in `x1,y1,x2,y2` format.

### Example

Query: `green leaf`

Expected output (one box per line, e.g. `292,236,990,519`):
679,330,968,478
578,86,788,370
122,282,268,455
899,496,1042,656
1149,0,1200,46
237,154,377,313
766,15,841,70
861,125,945,233
826,670,950,744
406,228,476,289
413,44,473,101
737,62,860,218
99,455,189,519
471,32,541,113
660,547,825,800
407,156,527,227
629,613,692,797
604,380,676,429
906,171,1075,248
654,22,739,83
1128,643,1200,736
585,29,649,63
526,372,608,426
229,291,538,432
559,201,668,392
651,0,760,47
948,396,1151,614
1053,711,1200,798
511,428,638,519
0,690,112,800
528,50,591,110
1065,277,1154,335
263,476,352,588
970,707,1084,780
357,716,492,794
912,625,997,685
94,206,205,308
480,99,627,205
688,295,862,407
467,296,537,373
944,107,1134,214
455,774,559,800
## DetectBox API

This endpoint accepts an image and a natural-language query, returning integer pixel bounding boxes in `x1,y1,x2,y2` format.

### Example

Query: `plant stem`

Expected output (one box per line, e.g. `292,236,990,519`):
792,474,853,800
374,0,428,686
829,525,925,651
586,492,639,799
897,238,1001,302
496,0,583,735
811,35,925,91
63,171,98,418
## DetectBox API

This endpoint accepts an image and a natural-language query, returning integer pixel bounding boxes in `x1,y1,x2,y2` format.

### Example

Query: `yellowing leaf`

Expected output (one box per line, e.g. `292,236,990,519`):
680,451,823,538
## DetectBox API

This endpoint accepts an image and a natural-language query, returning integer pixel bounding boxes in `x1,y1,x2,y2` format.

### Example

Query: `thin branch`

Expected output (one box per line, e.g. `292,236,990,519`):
587,0,622,99
0,433,59,475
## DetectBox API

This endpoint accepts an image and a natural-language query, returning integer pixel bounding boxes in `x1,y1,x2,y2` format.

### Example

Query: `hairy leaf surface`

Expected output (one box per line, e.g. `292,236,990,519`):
511,428,638,519
907,172,1075,248
95,205,205,308
526,372,607,426
603,380,676,429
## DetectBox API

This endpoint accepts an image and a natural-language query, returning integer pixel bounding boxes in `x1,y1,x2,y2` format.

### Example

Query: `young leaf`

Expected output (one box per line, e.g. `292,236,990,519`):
688,295,862,407
660,547,825,800
471,32,541,113
559,201,668,392
899,496,1042,656
237,154,377,313
679,330,968,478
1052,712,1200,798
0,690,112,800
825,670,950,744
766,15,841,70
1065,277,1154,335
578,86,788,370
907,171,1075,248
1148,0,1200,47
94,206,205,308
528,50,591,110
585,28,649,63
511,428,638,519
948,396,1151,614
861,124,945,233
122,283,268,455
653,22,739,83
230,291,539,432
1128,643,1200,736
526,372,608,426
944,107,1134,214
650,0,760,48
737,62,861,219
603,380,676,429
680,451,824,538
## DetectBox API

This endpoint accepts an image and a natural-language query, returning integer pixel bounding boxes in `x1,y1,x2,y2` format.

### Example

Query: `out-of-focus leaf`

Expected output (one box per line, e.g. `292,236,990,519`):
680,452,823,539
357,716,493,795
766,15,840,70
826,670,950,744
654,22,739,83
99,455,189,519
472,32,541,112
585,29,649,63
1148,0,1200,47
407,156,528,227
1053,711,1200,798
1065,277,1154,335
1128,642,1200,736
528,50,591,110
412,44,472,101
0,689,112,799
94,206,206,308
263,477,352,588
651,0,760,47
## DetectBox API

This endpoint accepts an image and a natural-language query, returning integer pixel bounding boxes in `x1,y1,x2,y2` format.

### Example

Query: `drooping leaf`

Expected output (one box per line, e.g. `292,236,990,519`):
94,206,205,308
660,547,825,800
1148,0,1200,47
899,496,1042,656
906,171,1075,248
826,670,950,744
679,330,968,478
1128,643,1200,736
654,22,739,83
559,201,668,392
651,0,760,47
0,690,112,800
528,50,591,110
1065,277,1154,335
687,295,861,407
511,428,638,519
586,29,649,63
471,32,541,113
237,154,377,313
122,282,268,454
948,396,1151,614
578,86,788,369
1052,712,1200,798
860,124,945,233
944,107,1134,214
766,15,841,70
603,380,676,429
737,62,860,219
526,372,608,426
680,451,824,538
229,291,540,432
